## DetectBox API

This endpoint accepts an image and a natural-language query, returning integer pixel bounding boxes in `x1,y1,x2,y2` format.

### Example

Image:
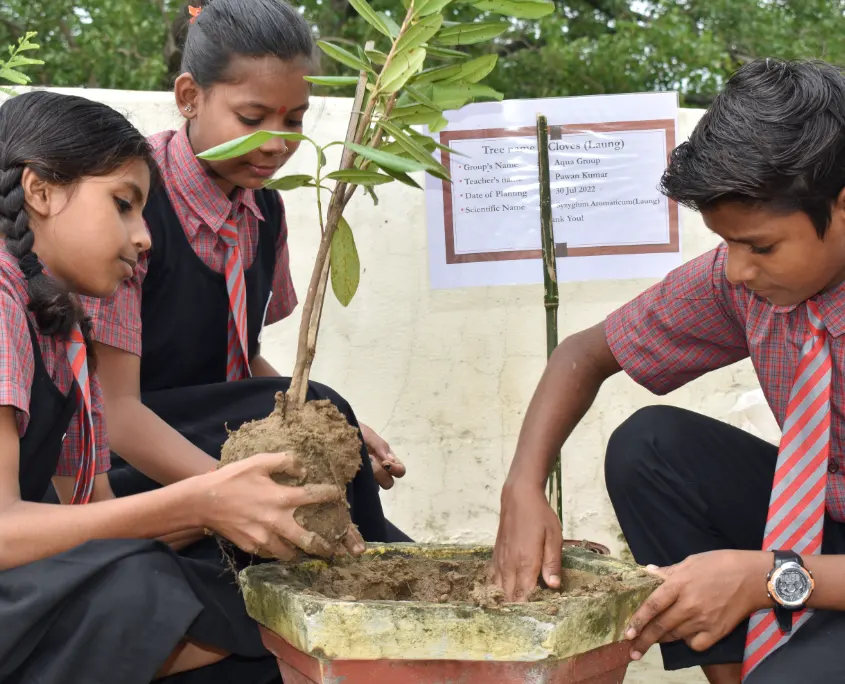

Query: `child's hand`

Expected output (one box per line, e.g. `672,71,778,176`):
361,423,407,490
196,452,343,559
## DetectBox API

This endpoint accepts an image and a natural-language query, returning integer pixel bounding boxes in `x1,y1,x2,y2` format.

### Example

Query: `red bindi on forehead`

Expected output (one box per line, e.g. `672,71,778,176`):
277,106,287,114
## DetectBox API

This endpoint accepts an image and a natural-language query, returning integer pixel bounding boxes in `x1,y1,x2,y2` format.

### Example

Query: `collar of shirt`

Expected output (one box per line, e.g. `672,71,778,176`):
767,278,845,338
165,125,264,239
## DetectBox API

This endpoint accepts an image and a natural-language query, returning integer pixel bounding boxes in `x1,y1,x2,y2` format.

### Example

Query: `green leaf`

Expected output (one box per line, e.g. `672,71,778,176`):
303,75,361,86
330,217,360,307
197,130,311,161
431,83,503,109
348,0,393,37
379,12,402,37
412,53,498,84
470,0,554,18
389,103,447,126
381,166,423,189
344,141,429,173
415,0,454,17
317,41,370,73
263,174,316,191
7,56,43,68
410,131,469,157
426,46,471,60
429,115,450,133
395,14,443,53
0,68,29,85
365,49,389,65
405,84,442,111
379,47,427,94
377,119,450,180
434,21,508,45
326,169,394,186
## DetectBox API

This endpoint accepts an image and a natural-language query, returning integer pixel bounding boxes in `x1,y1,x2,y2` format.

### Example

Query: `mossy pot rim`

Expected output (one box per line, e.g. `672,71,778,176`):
239,543,658,663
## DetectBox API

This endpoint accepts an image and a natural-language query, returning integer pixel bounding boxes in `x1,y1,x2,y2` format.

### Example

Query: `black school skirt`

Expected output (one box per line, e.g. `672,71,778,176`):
0,537,280,684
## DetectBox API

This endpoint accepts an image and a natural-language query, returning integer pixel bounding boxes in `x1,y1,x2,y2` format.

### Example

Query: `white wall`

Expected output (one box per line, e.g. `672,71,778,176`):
36,87,780,682
39,88,776,554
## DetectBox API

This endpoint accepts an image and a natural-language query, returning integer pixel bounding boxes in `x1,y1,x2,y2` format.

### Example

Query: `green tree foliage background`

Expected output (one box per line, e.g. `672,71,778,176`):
2,0,843,105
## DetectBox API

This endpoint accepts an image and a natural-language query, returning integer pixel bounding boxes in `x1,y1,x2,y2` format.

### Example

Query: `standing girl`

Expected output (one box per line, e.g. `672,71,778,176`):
84,0,411,542
0,90,353,684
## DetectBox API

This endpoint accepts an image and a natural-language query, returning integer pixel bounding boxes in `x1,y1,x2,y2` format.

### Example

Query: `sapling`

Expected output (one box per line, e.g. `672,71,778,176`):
199,0,555,556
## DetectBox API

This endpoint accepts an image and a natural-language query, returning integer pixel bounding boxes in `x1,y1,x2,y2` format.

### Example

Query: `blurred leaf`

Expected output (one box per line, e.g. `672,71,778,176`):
326,169,395,186
413,54,498,84
395,14,443,53
330,216,360,307
348,0,393,37
0,67,29,85
377,119,450,180
304,75,361,86
317,41,370,73
264,174,316,191
415,0,454,17
390,103,447,126
379,11,402,37
470,0,554,19
344,141,430,173
197,131,310,161
434,21,508,46
380,47,427,93
365,49,389,65
431,82,503,108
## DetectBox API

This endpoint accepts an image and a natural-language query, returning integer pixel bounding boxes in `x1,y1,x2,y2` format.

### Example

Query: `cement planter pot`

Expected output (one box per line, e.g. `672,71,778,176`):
239,543,657,684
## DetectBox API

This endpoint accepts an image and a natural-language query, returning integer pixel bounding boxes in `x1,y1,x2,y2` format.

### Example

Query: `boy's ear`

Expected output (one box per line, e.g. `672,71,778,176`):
174,73,200,121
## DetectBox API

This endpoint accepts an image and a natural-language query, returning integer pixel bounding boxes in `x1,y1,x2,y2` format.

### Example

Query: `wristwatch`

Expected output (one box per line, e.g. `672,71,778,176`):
767,550,814,633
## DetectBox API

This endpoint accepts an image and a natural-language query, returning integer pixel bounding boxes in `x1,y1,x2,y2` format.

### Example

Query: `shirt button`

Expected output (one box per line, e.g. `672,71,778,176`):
829,461,840,474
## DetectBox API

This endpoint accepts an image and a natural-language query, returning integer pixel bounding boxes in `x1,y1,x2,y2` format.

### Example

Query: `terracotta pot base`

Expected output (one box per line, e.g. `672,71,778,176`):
260,627,631,684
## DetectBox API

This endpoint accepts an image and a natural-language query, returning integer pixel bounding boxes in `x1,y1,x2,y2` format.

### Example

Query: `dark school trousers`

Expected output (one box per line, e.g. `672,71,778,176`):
605,405,845,682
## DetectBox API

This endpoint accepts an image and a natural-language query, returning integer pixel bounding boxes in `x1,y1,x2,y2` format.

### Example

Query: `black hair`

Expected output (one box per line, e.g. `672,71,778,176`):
659,58,845,238
182,0,315,88
0,90,154,358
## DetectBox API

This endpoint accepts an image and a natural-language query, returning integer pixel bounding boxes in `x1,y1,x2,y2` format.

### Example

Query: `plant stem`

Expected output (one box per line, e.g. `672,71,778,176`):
536,113,563,524
286,45,374,407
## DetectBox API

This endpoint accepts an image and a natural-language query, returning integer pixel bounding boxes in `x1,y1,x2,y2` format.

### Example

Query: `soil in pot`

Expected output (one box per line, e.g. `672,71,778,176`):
291,556,630,611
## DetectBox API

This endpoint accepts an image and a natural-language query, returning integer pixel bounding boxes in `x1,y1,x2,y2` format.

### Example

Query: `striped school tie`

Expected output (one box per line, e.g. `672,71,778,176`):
219,219,250,382
742,300,831,679
66,324,96,505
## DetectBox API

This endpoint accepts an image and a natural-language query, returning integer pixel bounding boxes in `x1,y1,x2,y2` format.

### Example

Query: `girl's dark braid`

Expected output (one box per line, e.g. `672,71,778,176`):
0,141,95,357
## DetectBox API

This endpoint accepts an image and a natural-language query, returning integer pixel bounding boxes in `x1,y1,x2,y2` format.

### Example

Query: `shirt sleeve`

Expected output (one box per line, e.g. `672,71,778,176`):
81,248,149,356
605,244,750,395
265,205,298,326
0,291,34,416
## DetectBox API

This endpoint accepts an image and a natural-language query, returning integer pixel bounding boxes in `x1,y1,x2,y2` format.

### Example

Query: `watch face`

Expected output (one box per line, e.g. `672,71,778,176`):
772,562,812,607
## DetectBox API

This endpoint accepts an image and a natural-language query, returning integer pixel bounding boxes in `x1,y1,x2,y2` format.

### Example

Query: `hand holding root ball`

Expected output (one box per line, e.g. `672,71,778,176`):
198,451,364,560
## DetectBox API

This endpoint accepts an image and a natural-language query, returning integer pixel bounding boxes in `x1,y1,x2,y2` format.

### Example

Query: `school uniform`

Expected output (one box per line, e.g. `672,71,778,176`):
604,243,845,682
82,126,405,543
0,247,281,684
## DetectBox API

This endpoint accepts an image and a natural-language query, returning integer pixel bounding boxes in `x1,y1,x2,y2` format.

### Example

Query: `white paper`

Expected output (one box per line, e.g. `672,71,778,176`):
424,92,683,289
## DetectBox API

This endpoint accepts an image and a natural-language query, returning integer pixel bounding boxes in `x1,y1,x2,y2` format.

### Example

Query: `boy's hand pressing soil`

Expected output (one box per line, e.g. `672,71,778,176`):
194,452,344,560
492,479,563,601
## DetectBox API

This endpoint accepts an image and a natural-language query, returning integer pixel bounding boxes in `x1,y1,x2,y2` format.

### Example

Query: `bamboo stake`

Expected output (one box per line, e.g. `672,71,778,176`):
536,113,563,523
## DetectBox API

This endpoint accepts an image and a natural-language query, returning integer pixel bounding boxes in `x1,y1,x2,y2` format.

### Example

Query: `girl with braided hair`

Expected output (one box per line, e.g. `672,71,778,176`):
0,90,353,684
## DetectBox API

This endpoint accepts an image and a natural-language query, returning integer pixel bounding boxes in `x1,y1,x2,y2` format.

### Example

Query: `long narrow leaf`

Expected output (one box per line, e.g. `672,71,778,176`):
348,0,393,37
344,141,430,173
317,41,370,72
379,47,427,94
471,0,555,18
197,131,311,161
434,21,508,46
395,14,443,53
304,75,361,86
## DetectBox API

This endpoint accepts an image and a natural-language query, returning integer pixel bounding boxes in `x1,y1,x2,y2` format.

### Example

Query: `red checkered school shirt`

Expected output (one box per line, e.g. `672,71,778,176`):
606,243,845,522
83,126,298,356
0,248,109,477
